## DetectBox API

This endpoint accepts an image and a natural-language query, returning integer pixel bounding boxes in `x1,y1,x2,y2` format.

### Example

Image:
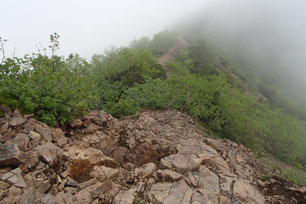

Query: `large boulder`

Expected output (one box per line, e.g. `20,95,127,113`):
1,168,27,188
34,122,52,142
5,133,30,151
36,142,63,165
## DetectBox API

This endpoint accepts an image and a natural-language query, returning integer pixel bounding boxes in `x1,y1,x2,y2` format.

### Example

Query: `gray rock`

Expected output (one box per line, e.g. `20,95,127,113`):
1,186,22,203
74,188,93,203
148,181,192,204
233,180,265,204
85,123,102,134
1,168,27,188
7,175,18,184
20,187,44,204
87,181,113,199
191,190,218,204
54,192,75,204
161,154,200,173
71,119,83,129
1,172,14,181
0,144,22,167
35,123,52,141
36,142,63,165
194,166,220,194
40,193,55,204
5,133,29,151
114,188,136,204
65,178,79,188
10,117,26,127
157,169,183,181
28,130,41,141
134,163,157,178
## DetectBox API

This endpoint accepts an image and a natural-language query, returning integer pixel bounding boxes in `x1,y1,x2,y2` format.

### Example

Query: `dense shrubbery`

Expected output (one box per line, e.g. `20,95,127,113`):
0,53,93,126
0,34,94,126
91,47,166,87
107,73,305,165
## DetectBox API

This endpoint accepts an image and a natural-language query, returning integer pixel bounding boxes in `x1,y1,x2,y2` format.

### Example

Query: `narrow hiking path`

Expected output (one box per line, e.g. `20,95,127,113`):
158,36,190,77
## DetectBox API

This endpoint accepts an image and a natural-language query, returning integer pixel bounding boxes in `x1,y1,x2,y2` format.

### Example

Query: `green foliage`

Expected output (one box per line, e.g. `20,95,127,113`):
0,34,93,126
279,168,306,186
91,47,166,87
1,30,306,169
97,72,306,165
150,30,177,57
129,37,151,51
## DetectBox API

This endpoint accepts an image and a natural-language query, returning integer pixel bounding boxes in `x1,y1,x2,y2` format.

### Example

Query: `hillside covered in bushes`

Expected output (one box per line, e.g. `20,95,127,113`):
1,30,306,175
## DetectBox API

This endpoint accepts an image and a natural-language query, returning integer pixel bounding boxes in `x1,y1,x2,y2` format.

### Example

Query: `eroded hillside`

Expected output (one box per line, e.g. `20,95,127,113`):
0,108,305,203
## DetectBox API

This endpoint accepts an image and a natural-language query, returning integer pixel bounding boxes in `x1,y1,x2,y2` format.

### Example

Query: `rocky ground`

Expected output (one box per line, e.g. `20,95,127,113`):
0,108,305,204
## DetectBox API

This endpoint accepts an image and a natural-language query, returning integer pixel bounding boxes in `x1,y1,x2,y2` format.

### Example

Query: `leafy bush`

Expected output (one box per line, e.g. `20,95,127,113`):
150,30,177,57
1,31,306,168
99,73,305,165
91,47,166,87
0,34,94,126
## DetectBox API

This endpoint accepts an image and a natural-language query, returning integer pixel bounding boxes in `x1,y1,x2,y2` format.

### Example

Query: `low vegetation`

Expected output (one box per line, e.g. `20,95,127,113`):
1,31,305,178
69,159,93,183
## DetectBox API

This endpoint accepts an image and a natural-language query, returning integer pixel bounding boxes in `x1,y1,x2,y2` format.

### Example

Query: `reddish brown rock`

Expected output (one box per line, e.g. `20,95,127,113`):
35,123,52,141
36,142,63,165
0,144,22,167
71,119,83,129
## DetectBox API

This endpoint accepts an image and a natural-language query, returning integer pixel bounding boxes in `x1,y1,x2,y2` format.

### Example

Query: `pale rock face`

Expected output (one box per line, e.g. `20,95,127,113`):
233,180,265,204
192,166,220,194
63,146,104,164
113,188,137,204
160,154,201,173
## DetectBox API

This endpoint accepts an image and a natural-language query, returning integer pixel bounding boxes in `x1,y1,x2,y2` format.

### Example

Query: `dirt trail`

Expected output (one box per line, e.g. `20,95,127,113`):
158,36,190,77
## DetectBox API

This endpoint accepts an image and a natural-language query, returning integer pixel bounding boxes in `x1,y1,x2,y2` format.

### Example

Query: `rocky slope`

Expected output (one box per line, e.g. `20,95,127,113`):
0,108,305,204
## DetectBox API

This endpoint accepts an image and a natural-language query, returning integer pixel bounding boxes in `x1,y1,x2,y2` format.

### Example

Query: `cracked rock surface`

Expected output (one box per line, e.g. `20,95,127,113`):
0,108,305,203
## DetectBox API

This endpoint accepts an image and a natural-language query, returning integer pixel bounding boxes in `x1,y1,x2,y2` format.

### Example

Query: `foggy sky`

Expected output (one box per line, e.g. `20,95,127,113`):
190,0,306,92
1,0,209,59
2,0,306,95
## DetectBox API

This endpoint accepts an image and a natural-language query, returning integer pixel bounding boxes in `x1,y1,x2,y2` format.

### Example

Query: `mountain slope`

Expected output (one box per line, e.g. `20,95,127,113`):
0,108,305,203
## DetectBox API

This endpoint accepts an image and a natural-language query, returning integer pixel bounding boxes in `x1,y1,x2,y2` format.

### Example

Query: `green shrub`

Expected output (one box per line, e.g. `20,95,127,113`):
279,168,306,186
91,47,166,87
150,30,177,57
0,34,94,126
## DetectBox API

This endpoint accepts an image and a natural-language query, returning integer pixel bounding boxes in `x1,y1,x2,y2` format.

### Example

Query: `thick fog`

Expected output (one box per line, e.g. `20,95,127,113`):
182,0,306,96
0,0,209,59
